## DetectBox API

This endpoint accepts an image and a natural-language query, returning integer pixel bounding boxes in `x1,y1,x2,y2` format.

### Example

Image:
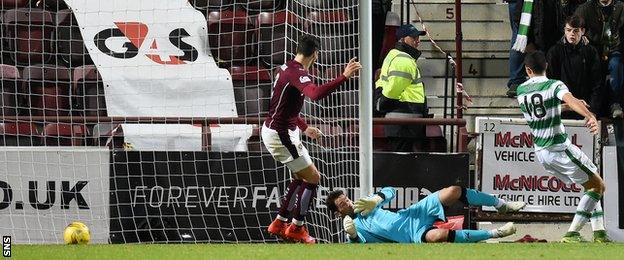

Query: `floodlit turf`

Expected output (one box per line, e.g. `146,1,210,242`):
11,243,624,260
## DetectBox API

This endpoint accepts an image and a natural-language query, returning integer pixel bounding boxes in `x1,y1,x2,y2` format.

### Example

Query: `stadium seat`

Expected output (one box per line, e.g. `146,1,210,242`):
190,0,234,11
21,65,71,117
0,0,28,10
42,123,88,146
239,0,279,13
304,11,355,66
372,124,389,151
306,124,343,150
423,125,447,152
305,11,350,35
56,9,93,67
229,65,272,117
37,0,69,11
92,123,125,149
0,122,41,146
0,64,19,117
2,8,55,65
256,10,300,66
246,124,266,152
379,12,400,66
73,65,107,117
207,10,255,66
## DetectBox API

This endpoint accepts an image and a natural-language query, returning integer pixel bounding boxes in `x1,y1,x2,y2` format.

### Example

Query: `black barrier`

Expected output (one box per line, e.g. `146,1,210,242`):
110,151,470,243
373,152,470,225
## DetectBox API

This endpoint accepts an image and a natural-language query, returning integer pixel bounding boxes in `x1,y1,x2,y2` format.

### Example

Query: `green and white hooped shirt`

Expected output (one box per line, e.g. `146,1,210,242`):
516,76,571,151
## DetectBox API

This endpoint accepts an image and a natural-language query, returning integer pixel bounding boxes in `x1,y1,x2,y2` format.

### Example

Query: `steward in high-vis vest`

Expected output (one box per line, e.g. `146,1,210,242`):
375,24,428,152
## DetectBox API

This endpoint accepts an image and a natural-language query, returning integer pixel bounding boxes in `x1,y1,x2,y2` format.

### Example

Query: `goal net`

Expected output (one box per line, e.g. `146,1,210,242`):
0,0,361,244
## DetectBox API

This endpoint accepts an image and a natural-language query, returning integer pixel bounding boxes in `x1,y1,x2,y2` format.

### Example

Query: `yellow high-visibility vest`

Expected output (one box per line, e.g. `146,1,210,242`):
375,49,425,104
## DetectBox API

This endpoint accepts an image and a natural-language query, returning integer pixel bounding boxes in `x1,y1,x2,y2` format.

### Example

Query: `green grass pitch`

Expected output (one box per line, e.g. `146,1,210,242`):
11,243,624,260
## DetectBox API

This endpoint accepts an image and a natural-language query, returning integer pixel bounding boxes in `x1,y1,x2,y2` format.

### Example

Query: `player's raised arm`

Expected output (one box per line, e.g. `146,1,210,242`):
295,57,362,101
562,92,599,134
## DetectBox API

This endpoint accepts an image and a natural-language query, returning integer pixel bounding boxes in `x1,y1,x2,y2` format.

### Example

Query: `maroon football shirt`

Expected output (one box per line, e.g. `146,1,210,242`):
265,60,347,132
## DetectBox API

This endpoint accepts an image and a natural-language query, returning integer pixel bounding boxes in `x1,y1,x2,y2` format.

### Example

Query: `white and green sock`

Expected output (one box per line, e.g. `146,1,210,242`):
590,202,605,231
568,191,601,233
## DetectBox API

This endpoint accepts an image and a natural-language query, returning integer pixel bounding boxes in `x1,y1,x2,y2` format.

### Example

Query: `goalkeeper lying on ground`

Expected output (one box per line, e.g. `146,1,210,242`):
325,186,526,243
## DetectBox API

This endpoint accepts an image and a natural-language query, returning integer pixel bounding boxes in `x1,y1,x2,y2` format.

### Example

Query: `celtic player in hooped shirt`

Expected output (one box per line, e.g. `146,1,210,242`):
516,51,609,243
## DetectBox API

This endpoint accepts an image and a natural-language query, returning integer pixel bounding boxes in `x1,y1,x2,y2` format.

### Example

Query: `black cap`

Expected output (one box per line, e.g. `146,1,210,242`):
396,24,426,39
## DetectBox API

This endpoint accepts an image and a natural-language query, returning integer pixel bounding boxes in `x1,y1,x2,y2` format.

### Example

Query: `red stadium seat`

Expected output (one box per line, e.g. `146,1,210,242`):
21,65,71,117
36,0,68,11
0,64,19,117
207,10,255,65
256,10,300,66
304,11,354,66
240,0,278,12
73,65,107,117
0,122,42,146
191,0,234,11
56,9,93,67
42,123,88,146
372,125,389,151
246,124,266,152
307,124,344,150
379,12,400,67
305,11,349,35
2,8,55,65
92,123,125,149
229,65,272,117
0,0,28,10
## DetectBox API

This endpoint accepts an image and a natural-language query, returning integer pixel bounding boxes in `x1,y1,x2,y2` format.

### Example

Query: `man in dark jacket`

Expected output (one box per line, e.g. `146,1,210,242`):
575,0,624,117
507,0,564,97
547,15,603,119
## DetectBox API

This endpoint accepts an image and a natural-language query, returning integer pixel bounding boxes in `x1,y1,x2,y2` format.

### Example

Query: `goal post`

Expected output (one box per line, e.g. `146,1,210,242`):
0,0,367,244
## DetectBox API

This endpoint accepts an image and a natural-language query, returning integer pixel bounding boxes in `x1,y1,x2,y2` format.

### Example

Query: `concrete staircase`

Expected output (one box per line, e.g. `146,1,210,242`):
392,1,523,131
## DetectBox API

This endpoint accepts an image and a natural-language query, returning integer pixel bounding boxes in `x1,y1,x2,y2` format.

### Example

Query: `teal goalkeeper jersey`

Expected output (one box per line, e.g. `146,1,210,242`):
351,187,414,243
516,76,572,151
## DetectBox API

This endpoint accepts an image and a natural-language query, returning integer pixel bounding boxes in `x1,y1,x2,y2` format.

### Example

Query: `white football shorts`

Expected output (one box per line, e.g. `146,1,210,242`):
261,124,313,173
536,144,597,185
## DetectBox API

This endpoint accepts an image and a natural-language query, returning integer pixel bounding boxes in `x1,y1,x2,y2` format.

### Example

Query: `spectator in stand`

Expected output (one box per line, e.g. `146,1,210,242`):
507,0,564,97
505,0,528,98
575,0,624,118
374,24,428,152
547,15,603,119
563,0,588,18
373,0,393,71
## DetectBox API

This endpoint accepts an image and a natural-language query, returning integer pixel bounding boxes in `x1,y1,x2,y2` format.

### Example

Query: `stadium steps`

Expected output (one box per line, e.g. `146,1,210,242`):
393,1,521,131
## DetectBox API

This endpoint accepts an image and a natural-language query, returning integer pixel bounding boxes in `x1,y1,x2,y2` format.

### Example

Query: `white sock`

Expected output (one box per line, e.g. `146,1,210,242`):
489,229,500,238
292,219,304,226
568,192,600,232
495,198,505,208
590,202,605,231
276,215,288,222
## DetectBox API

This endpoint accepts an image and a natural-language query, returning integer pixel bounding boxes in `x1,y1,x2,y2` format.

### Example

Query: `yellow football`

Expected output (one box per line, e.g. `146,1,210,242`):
63,221,90,245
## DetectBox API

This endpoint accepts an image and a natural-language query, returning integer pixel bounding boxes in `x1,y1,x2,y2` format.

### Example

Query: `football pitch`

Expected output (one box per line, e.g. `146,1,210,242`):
12,243,624,259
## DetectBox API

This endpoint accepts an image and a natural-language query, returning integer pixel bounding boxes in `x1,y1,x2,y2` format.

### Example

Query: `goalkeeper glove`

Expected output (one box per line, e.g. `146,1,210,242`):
354,195,384,216
343,215,358,239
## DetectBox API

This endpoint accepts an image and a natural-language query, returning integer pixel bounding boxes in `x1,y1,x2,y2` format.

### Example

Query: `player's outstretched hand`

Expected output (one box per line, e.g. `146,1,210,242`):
354,196,382,216
343,215,357,239
343,57,362,78
304,126,323,140
585,116,599,135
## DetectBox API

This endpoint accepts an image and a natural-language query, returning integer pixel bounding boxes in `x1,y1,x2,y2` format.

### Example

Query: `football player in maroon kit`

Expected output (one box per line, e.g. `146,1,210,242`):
263,35,362,243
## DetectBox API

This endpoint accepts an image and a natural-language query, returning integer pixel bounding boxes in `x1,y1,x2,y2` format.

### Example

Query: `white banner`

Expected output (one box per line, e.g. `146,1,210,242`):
0,147,110,244
477,117,598,213
65,0,236,117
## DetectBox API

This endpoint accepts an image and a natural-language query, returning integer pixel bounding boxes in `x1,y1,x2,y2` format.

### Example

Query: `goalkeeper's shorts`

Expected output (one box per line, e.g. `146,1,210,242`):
261,124,313,173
